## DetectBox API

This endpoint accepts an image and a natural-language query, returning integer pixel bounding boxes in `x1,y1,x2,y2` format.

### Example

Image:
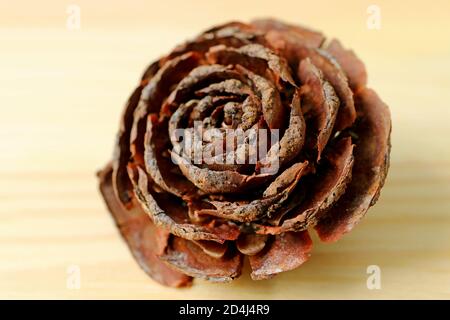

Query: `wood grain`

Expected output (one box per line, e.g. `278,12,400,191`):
1,0,449,299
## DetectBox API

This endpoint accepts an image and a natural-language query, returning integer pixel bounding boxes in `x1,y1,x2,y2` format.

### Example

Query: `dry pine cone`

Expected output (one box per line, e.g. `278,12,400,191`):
98,19,391,287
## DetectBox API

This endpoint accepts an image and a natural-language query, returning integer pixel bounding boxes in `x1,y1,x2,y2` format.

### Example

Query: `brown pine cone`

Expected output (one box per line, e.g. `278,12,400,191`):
98,19,391,287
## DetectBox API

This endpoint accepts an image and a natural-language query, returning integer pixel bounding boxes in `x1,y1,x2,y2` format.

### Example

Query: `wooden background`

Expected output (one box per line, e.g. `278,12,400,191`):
1,0,449,299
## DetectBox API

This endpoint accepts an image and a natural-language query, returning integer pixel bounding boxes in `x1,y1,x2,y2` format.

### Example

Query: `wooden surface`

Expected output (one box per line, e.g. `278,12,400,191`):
1,0,450,299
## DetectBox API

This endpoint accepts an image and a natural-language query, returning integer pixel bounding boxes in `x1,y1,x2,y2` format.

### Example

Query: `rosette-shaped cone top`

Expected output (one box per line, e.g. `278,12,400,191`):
98,19,391,287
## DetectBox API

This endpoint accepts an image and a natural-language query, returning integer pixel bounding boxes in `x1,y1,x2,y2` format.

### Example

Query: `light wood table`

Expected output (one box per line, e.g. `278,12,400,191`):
1,0,449,299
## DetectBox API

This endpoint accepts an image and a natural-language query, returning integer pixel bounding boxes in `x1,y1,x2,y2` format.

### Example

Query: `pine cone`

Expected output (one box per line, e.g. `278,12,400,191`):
98,19,391,287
